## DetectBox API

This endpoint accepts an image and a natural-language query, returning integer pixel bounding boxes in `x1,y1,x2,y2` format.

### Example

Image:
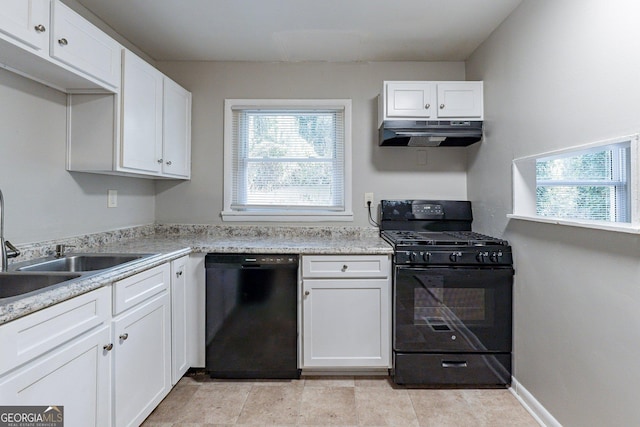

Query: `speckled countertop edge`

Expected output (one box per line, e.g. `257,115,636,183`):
1,225,392,325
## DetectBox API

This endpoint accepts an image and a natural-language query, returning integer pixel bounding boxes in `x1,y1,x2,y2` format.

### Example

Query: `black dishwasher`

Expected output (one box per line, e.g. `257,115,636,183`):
205,254,300,379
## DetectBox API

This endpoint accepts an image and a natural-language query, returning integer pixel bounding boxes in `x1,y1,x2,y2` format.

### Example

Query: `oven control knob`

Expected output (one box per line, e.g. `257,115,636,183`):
490,251,503,263
423,252,431,262
410,252,419,262
476,251,489,263
449,251,462,262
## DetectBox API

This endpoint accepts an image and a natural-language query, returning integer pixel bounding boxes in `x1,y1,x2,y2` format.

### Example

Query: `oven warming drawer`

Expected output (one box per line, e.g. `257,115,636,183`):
393,353,511,386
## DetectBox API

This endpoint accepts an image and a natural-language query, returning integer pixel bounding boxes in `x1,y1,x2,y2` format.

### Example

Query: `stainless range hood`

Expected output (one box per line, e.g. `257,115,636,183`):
379,120,483,147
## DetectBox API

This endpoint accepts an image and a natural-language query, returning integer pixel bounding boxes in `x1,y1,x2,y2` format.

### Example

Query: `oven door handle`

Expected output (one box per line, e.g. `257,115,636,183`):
441,360,468,368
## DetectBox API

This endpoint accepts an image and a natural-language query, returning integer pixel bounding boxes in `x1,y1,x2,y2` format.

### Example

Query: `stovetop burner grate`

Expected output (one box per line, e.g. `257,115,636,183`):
381,230,508,247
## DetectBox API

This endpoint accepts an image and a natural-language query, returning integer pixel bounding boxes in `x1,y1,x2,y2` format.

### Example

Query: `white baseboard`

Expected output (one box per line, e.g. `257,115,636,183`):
510,376,562,427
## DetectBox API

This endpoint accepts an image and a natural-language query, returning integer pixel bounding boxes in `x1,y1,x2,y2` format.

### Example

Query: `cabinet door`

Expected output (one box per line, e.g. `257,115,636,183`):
162,77,191,178
0,325,112,427
302,279,390,368
113,291,171,427
120,49,163,175
50,0,121,88
0,0,48,52
171,256,189,384
386,82,435,119
436,82,483,118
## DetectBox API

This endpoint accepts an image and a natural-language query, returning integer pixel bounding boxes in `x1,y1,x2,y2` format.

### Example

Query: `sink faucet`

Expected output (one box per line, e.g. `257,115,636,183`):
0,189,21,272
55,244,75,258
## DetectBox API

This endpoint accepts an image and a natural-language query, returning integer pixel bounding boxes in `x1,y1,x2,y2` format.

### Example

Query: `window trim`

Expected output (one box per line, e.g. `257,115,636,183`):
509,134,640,234
221,99,353,222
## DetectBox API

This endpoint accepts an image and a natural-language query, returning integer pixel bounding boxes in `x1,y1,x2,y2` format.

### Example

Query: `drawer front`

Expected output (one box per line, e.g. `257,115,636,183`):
0,286,110,375
113,263,170,315
302,255,390,279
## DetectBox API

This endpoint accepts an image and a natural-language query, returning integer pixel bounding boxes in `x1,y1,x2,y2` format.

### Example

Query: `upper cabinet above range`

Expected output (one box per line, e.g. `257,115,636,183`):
0,0,121,92
380,81,484,122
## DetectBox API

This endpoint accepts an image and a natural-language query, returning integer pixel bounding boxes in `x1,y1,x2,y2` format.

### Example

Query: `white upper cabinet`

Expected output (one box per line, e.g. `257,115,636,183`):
121,49,164,175
385,82,435,119
0,0,49,52
0,0,121,92
380,81,483,123
162,77,192,179
67,50,192,180
436,82,483,118
50,0,121,89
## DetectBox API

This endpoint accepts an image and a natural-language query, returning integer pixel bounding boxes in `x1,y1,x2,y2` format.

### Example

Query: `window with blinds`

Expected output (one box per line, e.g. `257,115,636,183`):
535,141,631,222
222,99,352,221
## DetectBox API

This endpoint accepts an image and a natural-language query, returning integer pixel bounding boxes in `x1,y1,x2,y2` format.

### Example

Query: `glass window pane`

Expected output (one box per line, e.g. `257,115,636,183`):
536,150,613,181
535,143,629,223
536,185,612,221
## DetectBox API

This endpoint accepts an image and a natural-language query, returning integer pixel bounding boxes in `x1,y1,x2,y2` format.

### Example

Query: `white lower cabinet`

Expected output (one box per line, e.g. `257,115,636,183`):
112,263,172,427
0,259,191,427
0,287,112,427
170,255,189,384
301,255,391,369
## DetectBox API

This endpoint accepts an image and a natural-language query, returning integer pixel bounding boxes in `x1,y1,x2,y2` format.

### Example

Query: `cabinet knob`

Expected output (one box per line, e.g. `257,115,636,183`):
304,290,310,296
119,333,129,341
166,160,172,166
176,270,183,277
34,24,46,33
103,343,113,351
58,38,68,46
425,103,430,109
439,104,445,109
341,264,348,272
157,158,163,163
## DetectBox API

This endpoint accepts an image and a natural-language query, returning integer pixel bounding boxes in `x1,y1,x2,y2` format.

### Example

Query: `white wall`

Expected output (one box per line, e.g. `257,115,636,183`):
154,61,469,226
0,69,156,244
466,0,640,425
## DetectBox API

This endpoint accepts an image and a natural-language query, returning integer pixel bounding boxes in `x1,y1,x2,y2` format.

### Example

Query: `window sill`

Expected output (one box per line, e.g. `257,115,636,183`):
221,211,354,222
507,214,640,234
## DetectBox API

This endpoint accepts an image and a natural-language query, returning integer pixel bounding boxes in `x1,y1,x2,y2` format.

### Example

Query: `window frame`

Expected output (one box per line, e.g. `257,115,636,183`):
222,99,353,222
509,134,640,234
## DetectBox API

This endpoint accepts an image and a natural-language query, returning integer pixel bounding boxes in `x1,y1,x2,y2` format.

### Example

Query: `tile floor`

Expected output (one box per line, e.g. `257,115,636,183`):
141,373,540,427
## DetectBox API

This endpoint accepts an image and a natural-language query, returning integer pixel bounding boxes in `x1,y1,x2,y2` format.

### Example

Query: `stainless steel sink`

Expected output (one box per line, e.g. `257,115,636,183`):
0,272,82,298
16,254,149,273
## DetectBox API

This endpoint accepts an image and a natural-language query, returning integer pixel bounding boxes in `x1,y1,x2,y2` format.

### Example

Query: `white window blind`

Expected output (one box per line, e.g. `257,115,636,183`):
223,99,352,221
535,142,630,222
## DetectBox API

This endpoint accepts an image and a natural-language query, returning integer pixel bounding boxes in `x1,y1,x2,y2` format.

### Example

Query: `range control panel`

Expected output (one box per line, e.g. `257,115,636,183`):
395,249,512,265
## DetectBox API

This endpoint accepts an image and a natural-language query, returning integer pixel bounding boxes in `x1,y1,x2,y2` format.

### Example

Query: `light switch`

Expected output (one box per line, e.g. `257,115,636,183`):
108,190,117,208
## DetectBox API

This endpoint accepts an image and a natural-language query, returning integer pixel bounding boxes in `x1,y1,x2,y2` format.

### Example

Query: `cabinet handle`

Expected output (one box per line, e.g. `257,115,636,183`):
341,264,348,272
166,160,172,166
157,158,163,163
34,24,46,33
119,333,129,341
58,38,68,46
425,103,430,109
304,290,310,296
439,104,445,109
103,343,113,351
176,270,183,277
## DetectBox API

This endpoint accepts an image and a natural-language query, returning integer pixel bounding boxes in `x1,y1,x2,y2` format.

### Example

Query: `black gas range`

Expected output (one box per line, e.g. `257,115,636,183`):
380,200,514,387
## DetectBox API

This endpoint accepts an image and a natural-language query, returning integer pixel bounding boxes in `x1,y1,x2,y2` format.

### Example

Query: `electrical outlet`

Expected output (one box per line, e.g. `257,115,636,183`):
364,192,374,207
107,190,117,208
417,149,428,165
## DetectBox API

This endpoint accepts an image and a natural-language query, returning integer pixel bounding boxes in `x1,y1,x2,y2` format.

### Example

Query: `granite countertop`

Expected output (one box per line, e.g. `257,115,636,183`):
0,225,392,324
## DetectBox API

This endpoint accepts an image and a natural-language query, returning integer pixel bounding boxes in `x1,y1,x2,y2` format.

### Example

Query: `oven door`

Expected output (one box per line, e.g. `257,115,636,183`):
394,266,513,353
